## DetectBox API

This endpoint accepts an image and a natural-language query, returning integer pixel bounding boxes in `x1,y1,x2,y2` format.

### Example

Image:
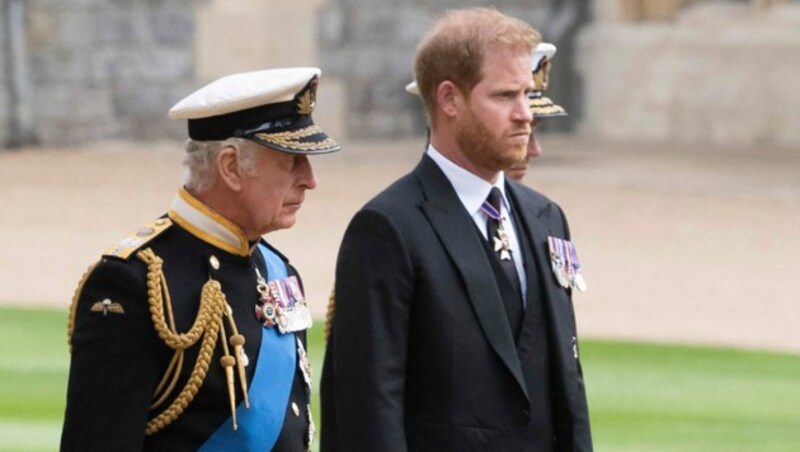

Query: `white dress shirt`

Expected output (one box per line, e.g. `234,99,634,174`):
427,145,527,302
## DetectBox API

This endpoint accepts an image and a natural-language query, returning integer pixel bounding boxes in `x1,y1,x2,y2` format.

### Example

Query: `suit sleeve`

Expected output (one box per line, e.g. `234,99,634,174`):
61,258,164,452
331,208,414,451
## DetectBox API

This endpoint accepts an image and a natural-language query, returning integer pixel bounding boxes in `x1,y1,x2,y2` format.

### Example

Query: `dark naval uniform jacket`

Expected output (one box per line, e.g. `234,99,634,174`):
62,188,313,451
321,154,592,451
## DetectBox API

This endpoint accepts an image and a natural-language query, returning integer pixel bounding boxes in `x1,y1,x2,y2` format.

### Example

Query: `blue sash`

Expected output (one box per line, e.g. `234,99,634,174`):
199,244,297,451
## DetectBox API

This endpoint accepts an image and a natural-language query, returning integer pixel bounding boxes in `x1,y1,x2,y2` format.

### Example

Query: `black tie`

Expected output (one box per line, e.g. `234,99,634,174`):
484,187,523,334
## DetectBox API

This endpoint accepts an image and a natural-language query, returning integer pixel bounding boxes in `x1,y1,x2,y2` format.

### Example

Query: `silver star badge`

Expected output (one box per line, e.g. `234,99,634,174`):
493,236,512,261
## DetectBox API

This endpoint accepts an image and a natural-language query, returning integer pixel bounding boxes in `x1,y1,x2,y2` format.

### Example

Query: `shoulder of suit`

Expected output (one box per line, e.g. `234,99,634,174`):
370,171,419,202
361,175,421,218
102,217,173,259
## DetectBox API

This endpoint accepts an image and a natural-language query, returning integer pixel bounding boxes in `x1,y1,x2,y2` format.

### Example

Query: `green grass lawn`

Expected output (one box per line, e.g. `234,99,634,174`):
582,340,800,451
2,307,799,451
0,308,70,451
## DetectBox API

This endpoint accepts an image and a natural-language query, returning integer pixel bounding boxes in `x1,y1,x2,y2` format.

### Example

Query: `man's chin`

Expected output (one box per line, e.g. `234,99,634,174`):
506,165,528,181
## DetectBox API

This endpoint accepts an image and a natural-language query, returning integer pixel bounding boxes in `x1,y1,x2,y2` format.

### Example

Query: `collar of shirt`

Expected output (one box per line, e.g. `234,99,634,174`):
426,145,527,302
168,187,254,257
426,144,511,219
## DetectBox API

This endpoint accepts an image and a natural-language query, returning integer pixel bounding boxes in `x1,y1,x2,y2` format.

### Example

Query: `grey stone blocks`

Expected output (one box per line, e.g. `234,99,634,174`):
0,0,195,147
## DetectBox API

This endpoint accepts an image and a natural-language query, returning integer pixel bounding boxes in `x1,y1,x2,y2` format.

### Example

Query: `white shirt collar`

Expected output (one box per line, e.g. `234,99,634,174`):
426,144,509,215
426,145,526,302
168,187,253,257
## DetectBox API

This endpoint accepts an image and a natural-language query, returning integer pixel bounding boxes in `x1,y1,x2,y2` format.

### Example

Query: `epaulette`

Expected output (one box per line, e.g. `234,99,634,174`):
103,217,173,259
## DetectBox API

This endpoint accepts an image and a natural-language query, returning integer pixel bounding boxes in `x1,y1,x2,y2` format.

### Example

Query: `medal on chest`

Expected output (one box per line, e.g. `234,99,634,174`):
253,270,313,333
493,227,513,261
481,198,513,261
548,236,587,292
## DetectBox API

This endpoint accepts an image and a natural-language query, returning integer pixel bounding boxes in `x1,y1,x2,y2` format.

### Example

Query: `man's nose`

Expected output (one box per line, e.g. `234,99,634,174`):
514,95,533,124
297,156,317,190
527,130,542,158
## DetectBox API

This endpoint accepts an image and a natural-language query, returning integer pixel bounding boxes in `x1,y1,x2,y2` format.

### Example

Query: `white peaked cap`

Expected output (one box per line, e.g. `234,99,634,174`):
168,67,339,154
532,42,557,71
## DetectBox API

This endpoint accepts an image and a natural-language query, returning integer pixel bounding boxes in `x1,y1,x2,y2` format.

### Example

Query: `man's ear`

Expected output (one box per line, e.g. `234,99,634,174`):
437,80,462,119
216,146,244,192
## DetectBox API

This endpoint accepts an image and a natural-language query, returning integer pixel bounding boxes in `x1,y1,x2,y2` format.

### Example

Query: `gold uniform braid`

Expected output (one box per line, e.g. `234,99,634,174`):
137,248,244,435
67,262,99,353
324,287,335,343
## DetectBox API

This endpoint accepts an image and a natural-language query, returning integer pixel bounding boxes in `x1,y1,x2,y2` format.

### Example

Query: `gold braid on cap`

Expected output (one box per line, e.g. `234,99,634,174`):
255,127,338,152
137,248,249,435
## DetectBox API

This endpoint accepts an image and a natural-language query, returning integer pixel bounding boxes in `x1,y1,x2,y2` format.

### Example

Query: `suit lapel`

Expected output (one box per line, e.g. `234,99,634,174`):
508,201,541,344
506,183,578,380
414,156,528,400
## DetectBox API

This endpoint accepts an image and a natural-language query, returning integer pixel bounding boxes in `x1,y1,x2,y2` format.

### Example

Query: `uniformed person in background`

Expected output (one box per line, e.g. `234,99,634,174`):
61,67,339,451
506,42,567,181
404,41,568,182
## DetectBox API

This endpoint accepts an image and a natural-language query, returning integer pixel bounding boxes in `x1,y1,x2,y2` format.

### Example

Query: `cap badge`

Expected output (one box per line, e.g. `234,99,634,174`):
533,59,551,91
296,76,319,115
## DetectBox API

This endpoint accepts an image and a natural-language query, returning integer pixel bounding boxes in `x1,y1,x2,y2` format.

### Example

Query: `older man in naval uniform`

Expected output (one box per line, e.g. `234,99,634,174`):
62,67,339,451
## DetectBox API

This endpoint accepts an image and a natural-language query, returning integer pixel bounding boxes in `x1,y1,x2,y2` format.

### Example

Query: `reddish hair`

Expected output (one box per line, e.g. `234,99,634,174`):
414,8,540,127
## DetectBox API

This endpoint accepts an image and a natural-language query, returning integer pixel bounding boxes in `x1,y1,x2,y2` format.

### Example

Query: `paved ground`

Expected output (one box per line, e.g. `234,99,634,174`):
2,135,799,352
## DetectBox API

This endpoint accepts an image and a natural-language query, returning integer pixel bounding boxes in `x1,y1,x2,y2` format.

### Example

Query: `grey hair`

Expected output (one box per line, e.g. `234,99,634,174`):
182,138,260,194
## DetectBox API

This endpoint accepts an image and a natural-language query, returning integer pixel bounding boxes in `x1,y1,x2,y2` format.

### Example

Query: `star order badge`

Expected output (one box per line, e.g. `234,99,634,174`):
493,228,512,261
254,296,278,328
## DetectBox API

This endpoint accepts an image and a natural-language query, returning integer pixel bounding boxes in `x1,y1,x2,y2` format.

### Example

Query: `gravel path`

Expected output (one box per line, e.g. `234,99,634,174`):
2,136,798,352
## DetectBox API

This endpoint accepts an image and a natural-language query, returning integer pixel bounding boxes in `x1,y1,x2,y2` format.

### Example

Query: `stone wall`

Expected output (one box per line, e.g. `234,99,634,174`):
7,0,796,149
1,0,197,147
579,1,800,147
193,0,346,148
317,0,583,138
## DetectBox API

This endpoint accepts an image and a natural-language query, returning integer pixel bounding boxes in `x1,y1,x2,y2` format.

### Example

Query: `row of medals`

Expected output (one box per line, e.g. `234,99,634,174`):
548,236,587,292
495,221,587,293
254,275,312,334
254,272,315,447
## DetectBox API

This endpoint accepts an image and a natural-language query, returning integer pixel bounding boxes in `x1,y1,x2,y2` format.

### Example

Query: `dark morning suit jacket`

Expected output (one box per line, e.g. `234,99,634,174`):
321,154,592,451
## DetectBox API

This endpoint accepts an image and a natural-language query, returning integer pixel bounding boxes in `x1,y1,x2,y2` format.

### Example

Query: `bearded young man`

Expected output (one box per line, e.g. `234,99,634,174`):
321,8,592,452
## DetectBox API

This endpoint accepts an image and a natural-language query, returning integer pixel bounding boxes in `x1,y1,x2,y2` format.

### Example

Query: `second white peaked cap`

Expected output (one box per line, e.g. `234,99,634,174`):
529,42,567,117
531,43,556,76
169,67,340,154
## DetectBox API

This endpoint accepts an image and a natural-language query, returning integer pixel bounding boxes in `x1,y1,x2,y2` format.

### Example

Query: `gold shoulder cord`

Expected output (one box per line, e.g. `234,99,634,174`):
324,287,335,343
67,263,99,353
137,248,249,435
